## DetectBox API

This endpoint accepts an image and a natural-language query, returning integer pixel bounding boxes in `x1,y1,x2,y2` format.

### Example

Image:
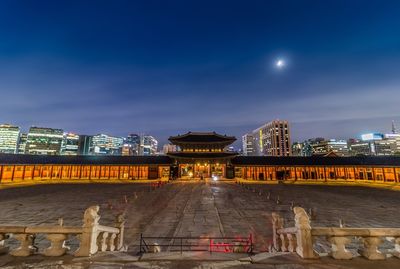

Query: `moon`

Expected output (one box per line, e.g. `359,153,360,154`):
275,59,285,69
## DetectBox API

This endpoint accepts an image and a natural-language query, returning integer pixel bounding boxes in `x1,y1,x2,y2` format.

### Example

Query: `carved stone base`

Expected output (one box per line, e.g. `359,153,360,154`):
0,246,9,255
10,234,35,257
329,236,353,260
361,237,386,260
44,234,69,256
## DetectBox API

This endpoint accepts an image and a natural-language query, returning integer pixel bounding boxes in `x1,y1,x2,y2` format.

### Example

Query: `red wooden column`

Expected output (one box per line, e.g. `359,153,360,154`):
394,167,398,183
88,166,92,180
59,166,64,180
11,165,15,182
372,167,376,181
22,165,26,181
353,167,357,180
39,165,44,179
0,165,3,183
49,165,54,179
382,167,386,182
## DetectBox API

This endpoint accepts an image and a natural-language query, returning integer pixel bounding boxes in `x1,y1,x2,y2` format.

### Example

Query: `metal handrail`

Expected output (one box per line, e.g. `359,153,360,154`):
138,234,253,254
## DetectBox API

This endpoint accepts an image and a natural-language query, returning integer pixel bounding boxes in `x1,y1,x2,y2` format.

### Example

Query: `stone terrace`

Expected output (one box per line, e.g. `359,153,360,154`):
0,181,400,268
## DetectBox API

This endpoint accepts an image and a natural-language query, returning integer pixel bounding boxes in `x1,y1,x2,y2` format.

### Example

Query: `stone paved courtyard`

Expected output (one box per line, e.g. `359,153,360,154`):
1,180,400,268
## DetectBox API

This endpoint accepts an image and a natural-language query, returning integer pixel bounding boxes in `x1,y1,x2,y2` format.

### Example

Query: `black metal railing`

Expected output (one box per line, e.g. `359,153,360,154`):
138,233,253,254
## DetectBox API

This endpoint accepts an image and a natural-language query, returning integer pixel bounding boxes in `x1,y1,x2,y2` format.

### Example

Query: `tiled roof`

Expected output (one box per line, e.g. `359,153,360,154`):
168,132,236,143
0,154,173,165
166,152,238,159
231,156,400,166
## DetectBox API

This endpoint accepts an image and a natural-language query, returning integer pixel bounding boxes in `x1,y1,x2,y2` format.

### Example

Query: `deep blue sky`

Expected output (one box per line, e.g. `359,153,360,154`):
1,1,400,146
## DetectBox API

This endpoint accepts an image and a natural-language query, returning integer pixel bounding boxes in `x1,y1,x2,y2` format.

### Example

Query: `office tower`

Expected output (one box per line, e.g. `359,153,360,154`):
140,135,158,155
242,133,255,156
25,127,64,155
125,134,141,155
0,124,20,154
162,143,177,154
18,133,28,154
78,135,93,155
251,120,291,156
91,134,124,155
62,133,80,155
311,139,349,156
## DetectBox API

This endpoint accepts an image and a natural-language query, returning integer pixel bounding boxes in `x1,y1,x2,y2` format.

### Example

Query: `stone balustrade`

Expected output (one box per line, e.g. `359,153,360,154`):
0,205,125,257
272,207,400,260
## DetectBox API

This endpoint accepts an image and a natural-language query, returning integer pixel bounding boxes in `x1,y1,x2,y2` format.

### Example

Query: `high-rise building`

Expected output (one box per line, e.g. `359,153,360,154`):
349,133,397,156
26,127,64,155
0,124,21,154
291,142,303,156
251,120,291,156
62,133,80,155
140,135,158,155
312,139,349,156
125,134,140,155
162,143,177,154
78,135,93,155
18,133,28,154
91,134,124,155
242,133,255,156
121,144,134,156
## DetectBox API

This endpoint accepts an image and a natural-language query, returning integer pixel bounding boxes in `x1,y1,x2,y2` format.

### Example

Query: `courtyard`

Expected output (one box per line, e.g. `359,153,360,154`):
0,180,400,268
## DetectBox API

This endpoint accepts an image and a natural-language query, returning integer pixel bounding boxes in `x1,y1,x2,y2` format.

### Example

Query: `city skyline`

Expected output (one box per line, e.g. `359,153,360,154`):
1,1,400,146
0,119,398,147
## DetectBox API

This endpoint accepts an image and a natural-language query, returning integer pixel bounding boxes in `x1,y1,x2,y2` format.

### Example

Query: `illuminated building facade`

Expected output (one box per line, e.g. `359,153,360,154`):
242,133,255,156
251,120,291,156
25,127,64,155
62,133,80,155
140,135,158,156
349,133,399,156
311,139,349,156
91,134,124,155
78,135,93,155
18,133,27,154
0,124,20,154
125,134,140,155
162,143,177,154
1,132,400,185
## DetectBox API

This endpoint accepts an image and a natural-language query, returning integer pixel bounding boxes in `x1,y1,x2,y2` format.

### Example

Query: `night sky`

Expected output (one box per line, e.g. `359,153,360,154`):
1,1,400,147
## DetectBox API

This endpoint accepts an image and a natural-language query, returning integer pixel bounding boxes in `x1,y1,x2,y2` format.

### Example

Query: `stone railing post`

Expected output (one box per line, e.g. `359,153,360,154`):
44,234,69,256
0,234,9,254
293,207,318,259
75,205,100,257
10,234,35,257
328,236,353,259
271,212,284,251
98,232,109,251
394,237,400,258
287,233,297,252
115,213,125,251
362,237,385,260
